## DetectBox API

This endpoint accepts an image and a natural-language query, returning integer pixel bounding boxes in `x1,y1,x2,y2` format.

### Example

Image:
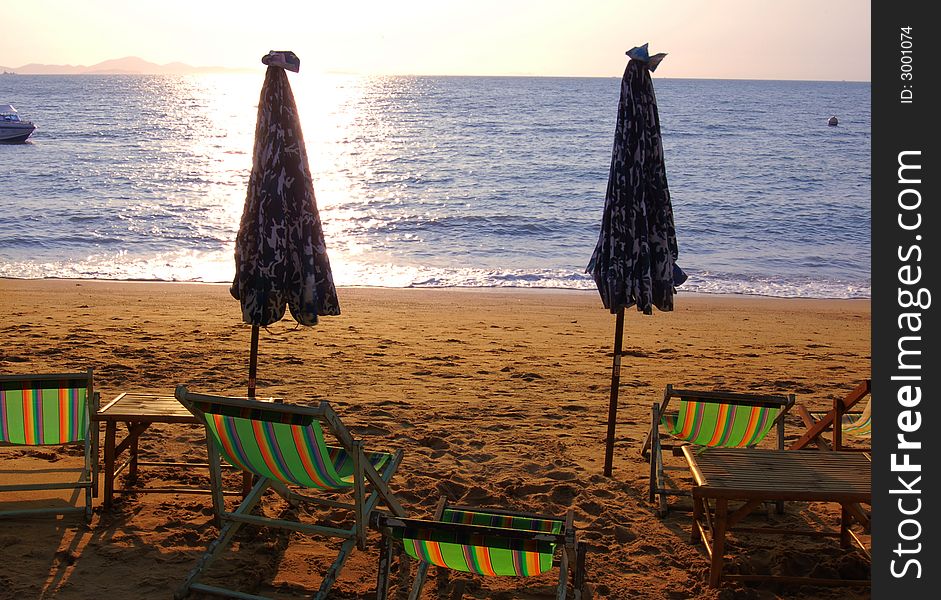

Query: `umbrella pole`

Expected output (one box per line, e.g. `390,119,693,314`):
241,324,261,496
248,324,259,399
603,307,625,477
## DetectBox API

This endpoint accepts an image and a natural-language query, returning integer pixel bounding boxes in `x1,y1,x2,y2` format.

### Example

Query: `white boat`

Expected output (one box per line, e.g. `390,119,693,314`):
0,104,36,142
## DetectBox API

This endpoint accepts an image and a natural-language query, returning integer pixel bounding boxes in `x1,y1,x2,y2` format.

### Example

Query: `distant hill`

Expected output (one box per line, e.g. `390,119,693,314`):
1,56,252,75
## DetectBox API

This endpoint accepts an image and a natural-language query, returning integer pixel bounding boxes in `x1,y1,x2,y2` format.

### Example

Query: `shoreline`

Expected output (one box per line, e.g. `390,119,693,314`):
0,275,873,302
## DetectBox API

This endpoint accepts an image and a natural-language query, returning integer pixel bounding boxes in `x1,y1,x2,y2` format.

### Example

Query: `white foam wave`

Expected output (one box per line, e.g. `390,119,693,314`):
0,250,870,299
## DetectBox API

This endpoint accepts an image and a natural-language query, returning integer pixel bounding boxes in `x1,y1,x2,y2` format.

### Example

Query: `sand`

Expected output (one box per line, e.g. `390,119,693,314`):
0,279,871,599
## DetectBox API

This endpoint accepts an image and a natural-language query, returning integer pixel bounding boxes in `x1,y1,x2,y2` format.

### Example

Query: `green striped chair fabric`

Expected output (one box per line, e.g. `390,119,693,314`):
661,400,780,448
841,413,871,438
1,376,90,445
816,396,871,440
194,400,393,489
396,509,563,576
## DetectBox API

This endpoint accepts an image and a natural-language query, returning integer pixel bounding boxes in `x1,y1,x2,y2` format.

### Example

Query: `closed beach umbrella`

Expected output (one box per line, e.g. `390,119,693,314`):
231,50,340,397
586,44,684,476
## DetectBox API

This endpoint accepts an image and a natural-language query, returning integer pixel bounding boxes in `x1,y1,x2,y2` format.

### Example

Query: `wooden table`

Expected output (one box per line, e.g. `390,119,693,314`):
96,392,216,509
682,446,871,588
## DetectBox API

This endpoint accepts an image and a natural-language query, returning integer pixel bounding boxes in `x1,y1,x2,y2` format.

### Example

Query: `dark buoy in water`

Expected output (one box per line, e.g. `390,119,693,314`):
828,115,838,126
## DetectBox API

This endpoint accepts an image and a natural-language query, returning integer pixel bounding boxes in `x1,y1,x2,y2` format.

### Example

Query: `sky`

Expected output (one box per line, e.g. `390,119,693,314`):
2,0,871,81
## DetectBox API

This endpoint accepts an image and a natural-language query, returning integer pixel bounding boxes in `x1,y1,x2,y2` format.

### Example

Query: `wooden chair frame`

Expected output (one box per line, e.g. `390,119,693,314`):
641,384,794,516
0,369,99,522
791,380,871,452
174,386,406,600
372,495,587,600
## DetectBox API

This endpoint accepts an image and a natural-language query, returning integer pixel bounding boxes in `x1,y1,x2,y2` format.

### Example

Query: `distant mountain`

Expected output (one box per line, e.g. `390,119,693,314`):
2,56,252,75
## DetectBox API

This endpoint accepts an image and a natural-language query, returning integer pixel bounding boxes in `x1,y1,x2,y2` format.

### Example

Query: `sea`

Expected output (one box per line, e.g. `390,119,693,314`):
0,74,870,299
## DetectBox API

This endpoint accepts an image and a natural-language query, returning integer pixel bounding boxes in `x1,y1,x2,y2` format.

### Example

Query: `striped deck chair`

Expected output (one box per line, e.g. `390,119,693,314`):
839,398,872,439
174,386,406,600
641,385,794,516
372,496,587,600
792,380,871,452
1,370,99,522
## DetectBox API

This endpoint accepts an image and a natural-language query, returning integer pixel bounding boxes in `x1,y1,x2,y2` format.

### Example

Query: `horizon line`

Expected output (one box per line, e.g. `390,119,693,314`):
0,70,872,84
0,56,870,83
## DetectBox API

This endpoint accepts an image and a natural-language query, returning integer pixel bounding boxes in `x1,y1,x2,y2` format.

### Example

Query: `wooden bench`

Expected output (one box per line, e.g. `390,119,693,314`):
0,369,99,521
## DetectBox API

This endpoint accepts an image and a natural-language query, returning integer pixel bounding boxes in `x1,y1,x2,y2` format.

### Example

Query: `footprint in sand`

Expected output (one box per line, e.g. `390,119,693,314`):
636,544,662,556
461,485,493,503
418,436,449,451
352,425,391,436
465,453,495,463
514,482,553,495
436,480,467,500
614,525,637,543
510,372,543,381
545,469,577,481
549,484,578,504
0,355,30,362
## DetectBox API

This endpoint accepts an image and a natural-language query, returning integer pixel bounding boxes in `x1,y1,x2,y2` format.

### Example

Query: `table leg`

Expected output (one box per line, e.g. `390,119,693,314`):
840,504,850,548
103,421,116,509
128,421,140,482
709,499,729,587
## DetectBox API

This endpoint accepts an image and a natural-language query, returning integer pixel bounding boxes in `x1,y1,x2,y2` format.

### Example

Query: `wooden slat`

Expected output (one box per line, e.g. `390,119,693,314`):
795,405,832,450
97,393,199,422
670,388,792,409
683,447,871,503
113,486,242,496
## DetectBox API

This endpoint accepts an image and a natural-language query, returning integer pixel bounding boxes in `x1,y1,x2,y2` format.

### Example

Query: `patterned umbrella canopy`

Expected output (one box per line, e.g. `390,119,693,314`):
587,44,680,315
587,45,684,476
230,51,340,395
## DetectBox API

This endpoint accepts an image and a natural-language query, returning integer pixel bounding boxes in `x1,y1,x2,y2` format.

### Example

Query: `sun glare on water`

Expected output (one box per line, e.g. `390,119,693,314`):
161,72,388,286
